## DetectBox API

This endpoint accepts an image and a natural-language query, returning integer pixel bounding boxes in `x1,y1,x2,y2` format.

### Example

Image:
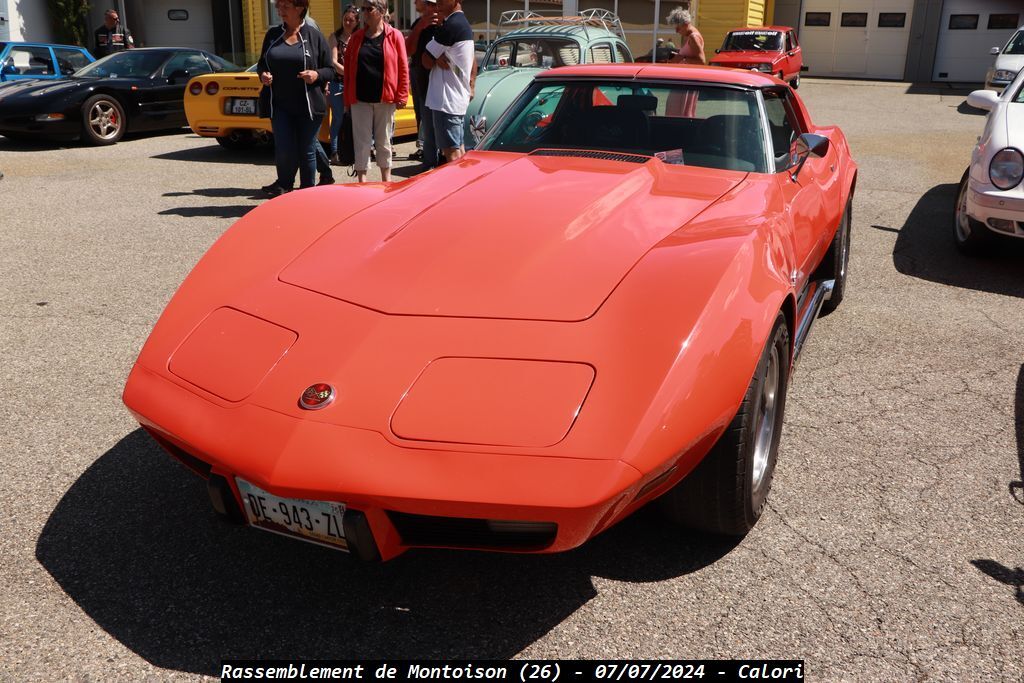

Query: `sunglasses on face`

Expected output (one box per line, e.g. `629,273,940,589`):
359,6,376,12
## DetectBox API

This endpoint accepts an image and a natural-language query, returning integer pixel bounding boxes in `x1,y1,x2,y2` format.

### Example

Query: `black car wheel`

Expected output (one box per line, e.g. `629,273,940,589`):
659,312,790,536
82,94,126,145
953,167,994,255
819,200,851,315
792,73,800,89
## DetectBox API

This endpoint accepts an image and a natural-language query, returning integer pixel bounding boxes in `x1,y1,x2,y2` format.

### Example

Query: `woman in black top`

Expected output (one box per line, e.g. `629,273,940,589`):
257,0,335,196
327,5,359,164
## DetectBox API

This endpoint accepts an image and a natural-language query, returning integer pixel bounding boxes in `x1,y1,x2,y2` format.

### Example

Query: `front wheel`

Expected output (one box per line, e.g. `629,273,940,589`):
659,313,790,536
820,200,851,315
81,94,125,145
953,167,994,254
791,73,800,89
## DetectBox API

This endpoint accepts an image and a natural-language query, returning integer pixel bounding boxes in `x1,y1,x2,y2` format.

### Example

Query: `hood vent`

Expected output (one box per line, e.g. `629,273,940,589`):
530,149,650,164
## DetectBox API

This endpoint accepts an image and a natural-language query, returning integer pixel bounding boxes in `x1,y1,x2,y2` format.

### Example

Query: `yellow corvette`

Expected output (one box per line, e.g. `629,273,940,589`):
184,66,417,149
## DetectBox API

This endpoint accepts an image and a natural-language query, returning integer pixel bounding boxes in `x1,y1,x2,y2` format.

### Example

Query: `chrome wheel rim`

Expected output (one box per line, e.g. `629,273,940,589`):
88,101,121,140
955,179,972,242
751,345,780,491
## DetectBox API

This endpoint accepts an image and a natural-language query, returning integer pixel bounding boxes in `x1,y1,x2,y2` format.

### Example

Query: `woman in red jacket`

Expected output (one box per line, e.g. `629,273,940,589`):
343,0,409,182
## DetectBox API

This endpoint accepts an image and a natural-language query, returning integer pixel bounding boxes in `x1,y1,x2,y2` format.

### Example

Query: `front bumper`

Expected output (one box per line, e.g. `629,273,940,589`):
966,180,1024,239
124,362,643,561
0,112,80,138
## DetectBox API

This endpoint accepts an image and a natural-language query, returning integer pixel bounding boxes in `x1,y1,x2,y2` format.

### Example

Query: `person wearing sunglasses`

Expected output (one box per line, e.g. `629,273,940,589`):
256,0,336,196
326,5,360,164
342,0,410,182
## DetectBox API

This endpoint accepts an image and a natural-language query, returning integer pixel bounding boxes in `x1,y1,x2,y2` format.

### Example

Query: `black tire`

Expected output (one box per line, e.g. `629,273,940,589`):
792,73,800,89
659,313,790,536
81,94,126,145
953,167,994,255
819,200,852,315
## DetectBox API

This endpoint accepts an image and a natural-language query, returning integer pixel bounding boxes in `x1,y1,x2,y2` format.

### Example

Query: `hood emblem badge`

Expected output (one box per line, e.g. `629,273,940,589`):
299,383,335,410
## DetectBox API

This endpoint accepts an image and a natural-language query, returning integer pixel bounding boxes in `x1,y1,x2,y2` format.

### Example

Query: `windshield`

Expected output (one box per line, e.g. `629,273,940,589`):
1004,30,1024,55
484,38,581,70
723,31,783,51
479,80,768,173
75,51,169,78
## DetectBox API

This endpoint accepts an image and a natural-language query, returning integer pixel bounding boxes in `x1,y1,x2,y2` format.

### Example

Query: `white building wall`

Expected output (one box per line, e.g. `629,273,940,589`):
10,0,53,42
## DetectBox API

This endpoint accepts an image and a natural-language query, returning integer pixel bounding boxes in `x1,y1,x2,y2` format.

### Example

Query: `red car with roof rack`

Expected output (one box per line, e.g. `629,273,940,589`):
709,26,804,88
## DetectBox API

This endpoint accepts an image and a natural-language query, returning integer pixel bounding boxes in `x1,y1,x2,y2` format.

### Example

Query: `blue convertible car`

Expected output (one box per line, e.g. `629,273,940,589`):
0,42,95,82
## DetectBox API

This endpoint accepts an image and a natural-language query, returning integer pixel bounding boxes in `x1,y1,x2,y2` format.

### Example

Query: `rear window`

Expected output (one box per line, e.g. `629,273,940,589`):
483,38,580,69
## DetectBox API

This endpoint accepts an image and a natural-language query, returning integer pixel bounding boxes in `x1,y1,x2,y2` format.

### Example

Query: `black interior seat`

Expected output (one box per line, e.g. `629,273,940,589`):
580,106,650,150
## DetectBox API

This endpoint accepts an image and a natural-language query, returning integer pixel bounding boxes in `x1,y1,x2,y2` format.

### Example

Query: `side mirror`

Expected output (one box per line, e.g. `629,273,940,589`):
967,89,999,111
990,46,1001,55
790,133,829,181
168,69,189,83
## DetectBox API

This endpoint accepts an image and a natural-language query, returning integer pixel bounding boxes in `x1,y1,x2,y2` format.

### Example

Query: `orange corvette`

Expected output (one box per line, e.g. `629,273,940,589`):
124,64,857,561
184,66,417,148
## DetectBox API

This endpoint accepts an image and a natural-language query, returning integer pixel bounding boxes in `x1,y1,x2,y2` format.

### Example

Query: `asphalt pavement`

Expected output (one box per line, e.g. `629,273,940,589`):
0,78,1021,681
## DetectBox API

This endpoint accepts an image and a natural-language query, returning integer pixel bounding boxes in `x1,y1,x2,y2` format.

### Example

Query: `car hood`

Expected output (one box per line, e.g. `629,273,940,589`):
994,54,1024,73
712,51,779,65
0,76,81,101
279,153,743,321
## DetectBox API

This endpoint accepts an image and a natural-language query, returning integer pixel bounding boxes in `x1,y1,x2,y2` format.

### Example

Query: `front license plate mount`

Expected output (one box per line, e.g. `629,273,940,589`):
235,478,348,551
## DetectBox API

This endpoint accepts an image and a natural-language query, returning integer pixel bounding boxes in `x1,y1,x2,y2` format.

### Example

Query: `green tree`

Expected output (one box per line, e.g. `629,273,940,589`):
48,0,92,47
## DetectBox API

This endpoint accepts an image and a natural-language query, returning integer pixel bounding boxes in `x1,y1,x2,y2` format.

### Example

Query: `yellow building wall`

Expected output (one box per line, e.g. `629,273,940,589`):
698,0,767,55
241,0,341,65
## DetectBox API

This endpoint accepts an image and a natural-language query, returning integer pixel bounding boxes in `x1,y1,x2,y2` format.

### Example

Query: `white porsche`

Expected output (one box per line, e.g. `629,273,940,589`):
955,67,1024,253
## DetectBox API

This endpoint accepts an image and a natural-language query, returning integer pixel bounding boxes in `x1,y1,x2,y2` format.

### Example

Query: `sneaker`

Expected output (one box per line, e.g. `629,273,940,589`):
261,182,289,197
318,173,335,186
408,149,423,161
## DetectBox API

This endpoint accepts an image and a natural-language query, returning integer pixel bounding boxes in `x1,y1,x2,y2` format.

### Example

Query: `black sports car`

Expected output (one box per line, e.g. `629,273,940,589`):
0,47,240,145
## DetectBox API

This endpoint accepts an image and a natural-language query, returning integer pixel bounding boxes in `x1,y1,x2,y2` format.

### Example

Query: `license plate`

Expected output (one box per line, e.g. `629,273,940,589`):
229,98,256,115
235,478,348,551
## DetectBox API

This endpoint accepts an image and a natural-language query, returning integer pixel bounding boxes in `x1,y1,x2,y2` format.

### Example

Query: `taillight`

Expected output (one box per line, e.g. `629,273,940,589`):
188,81,202,95
205,81,219,95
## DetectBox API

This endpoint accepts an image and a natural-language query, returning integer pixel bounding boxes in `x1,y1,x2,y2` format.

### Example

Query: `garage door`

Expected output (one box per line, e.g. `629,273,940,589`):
799,0,914,79
140,0,215,52
933,1,1020,82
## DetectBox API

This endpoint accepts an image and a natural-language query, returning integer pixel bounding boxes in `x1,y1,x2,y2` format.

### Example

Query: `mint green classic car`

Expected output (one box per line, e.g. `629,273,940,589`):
466,9,633,148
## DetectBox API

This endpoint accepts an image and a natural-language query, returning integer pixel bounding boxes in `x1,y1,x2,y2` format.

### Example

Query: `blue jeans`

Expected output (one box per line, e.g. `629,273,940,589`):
271,107,323,189
328,80,345,156
420,104,440,168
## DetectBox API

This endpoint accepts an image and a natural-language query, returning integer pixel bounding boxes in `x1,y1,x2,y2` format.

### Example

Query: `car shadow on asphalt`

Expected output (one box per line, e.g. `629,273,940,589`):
0,129,188,150
153,144,275,166
888,183,1024,298
36,429,737,674
159,187,263,219
955,101,988,116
